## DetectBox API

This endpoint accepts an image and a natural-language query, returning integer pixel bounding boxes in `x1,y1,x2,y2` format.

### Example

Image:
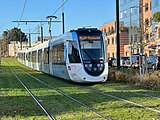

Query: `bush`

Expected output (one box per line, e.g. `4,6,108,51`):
115,71,129,83
153,12,160,22
142,72,160,90
109,68,160,91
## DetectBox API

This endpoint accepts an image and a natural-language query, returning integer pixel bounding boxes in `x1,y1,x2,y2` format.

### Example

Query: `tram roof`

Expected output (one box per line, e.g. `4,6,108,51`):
49,32,72,46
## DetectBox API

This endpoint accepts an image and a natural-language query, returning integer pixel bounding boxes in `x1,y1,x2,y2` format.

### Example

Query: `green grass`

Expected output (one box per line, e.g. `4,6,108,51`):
0,59,47,120
0,58,160,120
109,67,160,90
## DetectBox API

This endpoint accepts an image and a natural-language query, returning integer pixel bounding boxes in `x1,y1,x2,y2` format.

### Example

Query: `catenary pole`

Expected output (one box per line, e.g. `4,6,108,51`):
116,0,120,70
41,26,43,43
62,0,65,34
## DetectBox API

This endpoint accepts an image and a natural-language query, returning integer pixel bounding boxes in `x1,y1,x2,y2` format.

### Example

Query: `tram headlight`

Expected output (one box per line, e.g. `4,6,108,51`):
89,64,92,67
97,64,100,67
85,64,88,67
94,67,97,71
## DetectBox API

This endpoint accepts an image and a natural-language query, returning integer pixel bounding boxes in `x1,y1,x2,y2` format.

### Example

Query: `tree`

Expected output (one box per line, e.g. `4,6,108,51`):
1,27,27,56
8,27,27,43
153,12,160,22
1,27,27,45
2,30,9,39
119,26,129,33
1,30,10,56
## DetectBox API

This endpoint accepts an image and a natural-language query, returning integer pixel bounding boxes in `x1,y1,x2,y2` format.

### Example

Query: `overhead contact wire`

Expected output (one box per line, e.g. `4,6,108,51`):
18,0,28,27
32,0,69,33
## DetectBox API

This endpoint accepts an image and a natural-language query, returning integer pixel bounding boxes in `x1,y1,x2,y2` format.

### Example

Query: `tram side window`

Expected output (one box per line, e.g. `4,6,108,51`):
38,49,42,63
22,53,24,60
44,48,49,64
52,46,57,63
18,53,20,59
20,53,23,60
32,51,36,63
68,42,81,63
23,53,25,60
52,44,65,64
28,52,31,62
26,53,28,60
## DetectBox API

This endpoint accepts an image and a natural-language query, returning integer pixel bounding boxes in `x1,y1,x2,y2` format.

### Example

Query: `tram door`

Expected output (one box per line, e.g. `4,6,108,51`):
67,41,81,79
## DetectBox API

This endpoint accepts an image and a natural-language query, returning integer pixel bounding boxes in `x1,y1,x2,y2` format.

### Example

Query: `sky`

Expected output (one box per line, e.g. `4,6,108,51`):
0,0,116,42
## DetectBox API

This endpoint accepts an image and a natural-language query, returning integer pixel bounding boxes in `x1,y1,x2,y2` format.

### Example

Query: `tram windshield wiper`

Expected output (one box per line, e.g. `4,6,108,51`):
83,49,95,61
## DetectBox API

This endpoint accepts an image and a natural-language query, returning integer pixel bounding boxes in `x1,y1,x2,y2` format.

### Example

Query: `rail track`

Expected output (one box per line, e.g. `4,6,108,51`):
7,60,112,120
3,58,160,120
7,61,56,120
78,86,160,114
106,85,160,100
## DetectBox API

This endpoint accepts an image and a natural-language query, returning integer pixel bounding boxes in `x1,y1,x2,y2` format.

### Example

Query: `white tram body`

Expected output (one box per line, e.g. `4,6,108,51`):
18,28,108,83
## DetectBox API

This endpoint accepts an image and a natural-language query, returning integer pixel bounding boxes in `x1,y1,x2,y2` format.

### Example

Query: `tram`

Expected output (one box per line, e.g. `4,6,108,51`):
18,28,108,83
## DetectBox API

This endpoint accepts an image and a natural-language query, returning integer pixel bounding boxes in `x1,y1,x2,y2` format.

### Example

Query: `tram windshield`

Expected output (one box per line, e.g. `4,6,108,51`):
79,33,104,61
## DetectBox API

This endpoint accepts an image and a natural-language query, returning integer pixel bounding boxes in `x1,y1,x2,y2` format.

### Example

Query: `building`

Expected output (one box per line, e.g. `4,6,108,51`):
120,0,142,56
142,0,160,55
8,36,55,57
100,21,129,58
120,0,140,27
8,41,28,57
100,0,160,58
100,0,141,58
37,36,55,42
152,0,160,29
147,22,160,55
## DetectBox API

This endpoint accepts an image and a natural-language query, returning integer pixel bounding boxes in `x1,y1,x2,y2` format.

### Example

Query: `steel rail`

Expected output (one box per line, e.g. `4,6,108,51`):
11,59,160,119
107,86,160,100
80,86,160,114
15,65,112,120
7,62,55,120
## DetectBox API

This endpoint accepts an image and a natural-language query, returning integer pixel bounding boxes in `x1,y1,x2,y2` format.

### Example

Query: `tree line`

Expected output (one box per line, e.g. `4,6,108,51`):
0,27,27,57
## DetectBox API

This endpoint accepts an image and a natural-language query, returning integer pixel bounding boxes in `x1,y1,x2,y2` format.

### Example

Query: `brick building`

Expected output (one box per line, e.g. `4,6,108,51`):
100,21,129,58
101,0,160,58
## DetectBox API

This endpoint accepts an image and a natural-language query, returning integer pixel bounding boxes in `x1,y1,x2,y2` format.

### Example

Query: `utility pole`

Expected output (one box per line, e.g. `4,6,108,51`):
129,7,132,65
41,26,44,43
129,6,139,64
62,0,65,34
139,0,145,82
29,33,31,47
13,20,61,23
26,32,40,48
116,0,120,70
46,16,57,39
139,0,144,54
13,20,61,40
0,40,1,65
20,33,22,50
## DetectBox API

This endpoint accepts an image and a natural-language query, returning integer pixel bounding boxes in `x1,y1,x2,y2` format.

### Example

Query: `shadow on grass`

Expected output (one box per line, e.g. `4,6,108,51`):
1,89,160,119
1,58,160,119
